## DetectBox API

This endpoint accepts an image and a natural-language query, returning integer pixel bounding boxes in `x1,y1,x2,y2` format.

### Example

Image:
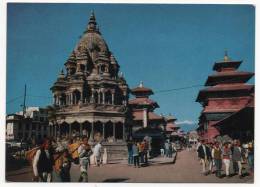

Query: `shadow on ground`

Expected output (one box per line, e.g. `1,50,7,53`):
102,178,129,182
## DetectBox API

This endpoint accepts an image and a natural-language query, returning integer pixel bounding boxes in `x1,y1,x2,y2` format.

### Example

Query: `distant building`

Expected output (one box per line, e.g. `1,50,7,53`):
164,114,179,138
128,81,166,154
6,107,49,141
196,52,254,141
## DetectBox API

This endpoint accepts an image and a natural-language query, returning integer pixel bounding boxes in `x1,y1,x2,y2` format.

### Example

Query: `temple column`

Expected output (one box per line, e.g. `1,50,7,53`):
80,91,83,104
123,123,125,141
102,91,105,104
90,122,94,140
113,123,116,141
98,92,101,104
112,93,115,105
91,89,94,103
102,123,105,139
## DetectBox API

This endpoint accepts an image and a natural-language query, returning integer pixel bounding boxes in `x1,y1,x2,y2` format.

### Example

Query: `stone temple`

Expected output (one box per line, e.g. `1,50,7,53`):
50,11,129,150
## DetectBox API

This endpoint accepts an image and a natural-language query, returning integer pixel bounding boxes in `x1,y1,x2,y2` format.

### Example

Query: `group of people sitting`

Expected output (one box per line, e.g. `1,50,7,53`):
197,139,254,178
26,136,103,182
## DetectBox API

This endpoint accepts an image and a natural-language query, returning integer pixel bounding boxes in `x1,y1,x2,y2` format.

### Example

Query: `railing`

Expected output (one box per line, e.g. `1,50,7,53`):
56,103,126,113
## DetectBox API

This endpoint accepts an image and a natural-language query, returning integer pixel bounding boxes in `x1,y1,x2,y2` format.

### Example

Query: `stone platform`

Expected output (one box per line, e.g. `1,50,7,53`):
101,142,128,163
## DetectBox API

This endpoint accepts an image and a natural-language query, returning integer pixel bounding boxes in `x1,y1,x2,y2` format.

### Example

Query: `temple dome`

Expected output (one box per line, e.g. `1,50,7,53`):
75,32,109,55
73,11,110,62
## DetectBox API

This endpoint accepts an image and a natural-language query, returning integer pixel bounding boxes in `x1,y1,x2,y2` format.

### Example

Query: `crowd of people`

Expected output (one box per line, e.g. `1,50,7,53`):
27,135,103,182
160,140,178,158
196,139,254,179
127,140,150,167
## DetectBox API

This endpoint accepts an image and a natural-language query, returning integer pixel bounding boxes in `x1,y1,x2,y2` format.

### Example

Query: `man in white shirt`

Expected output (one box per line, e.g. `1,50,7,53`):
94,142,102,166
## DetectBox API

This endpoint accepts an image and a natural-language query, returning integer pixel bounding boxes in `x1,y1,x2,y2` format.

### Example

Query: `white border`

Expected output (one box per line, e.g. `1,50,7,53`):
0,1,258,187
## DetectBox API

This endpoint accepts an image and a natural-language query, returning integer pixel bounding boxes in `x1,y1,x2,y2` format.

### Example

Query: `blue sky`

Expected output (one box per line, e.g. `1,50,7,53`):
7,3,255,131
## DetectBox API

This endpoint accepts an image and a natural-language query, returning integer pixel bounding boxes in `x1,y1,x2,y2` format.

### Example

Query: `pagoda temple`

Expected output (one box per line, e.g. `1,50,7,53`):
50,12,129,148
128,81,165,154
196,52,254,141
165,114,179,138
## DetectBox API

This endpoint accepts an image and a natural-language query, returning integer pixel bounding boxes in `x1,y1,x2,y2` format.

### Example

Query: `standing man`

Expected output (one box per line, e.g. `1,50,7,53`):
222,142,232,178
127,140,133,165
197,139,212,175
247,142,254,175
143,140,149,164
212,142,222,178
78,136,92,182
164,141,169,158
132,141,140,168
232,140,243,178
33,138,55,182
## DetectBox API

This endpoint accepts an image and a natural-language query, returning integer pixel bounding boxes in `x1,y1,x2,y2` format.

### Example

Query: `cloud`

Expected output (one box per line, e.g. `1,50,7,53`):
176,120,197,125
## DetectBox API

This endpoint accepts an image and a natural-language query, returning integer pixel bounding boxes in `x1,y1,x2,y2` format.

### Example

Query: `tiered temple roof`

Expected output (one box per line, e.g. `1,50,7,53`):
196,51,254,141
129,81,164,124
196,52,254,103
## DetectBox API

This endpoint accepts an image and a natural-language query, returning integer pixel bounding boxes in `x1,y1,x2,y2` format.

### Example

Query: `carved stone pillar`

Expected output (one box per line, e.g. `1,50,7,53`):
80,91,83,104
91,88,94,103
113,123,116,141
123,123,125,141
98,92,101,104
90,122,94,140
102,91,105,104
112,92,115,105
102,123,105,139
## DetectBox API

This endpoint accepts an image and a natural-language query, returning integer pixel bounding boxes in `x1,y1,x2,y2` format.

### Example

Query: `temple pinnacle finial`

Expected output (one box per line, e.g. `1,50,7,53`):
139,81,144,88
90,10,95,21
224,50,230,62
58,69,65,79
87,10,97,32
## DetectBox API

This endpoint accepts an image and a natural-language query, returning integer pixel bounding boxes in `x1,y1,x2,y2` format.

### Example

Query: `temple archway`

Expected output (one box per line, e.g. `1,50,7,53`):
94,121,103,141
115,122,123,140
71,121,80,137
72,90,81,104
105,121,113,140
60,93,66,105
60,122,69,137
82,121,91,138
105,90,112,104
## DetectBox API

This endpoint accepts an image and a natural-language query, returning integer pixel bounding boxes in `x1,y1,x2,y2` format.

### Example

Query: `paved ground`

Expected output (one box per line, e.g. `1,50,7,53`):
6,149,253,183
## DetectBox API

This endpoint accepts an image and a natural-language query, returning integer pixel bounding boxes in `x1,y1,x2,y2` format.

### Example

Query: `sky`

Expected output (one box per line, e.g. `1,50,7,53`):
6,3,255,131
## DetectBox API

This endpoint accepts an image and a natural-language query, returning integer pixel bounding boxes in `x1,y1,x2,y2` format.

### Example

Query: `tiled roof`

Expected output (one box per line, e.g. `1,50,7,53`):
129,97,159,107
131,86,153,93
132,110,164,121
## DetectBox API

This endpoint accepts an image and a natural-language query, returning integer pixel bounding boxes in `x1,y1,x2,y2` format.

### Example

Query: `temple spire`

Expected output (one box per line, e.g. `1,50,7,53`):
87,10,97,32
139,81,144,88
224,50,230,62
